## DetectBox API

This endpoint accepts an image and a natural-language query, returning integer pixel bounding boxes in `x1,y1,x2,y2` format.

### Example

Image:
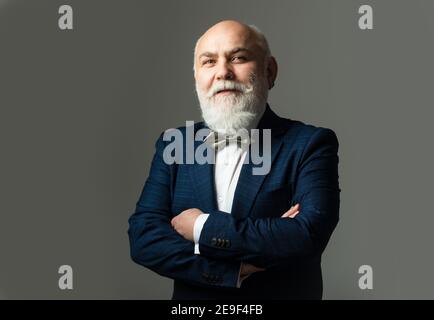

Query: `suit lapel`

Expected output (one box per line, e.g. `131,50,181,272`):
231,106,288,220
188,127,217,212
230,132,285,220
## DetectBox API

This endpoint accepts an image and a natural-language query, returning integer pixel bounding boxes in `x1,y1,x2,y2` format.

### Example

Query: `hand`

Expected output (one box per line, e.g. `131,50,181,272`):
240,262,266,278
281,203,300,218
171,208,203,242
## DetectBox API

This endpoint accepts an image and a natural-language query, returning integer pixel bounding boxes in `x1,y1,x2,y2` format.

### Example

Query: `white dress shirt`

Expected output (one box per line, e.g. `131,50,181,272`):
193,137,248,288
193,139,248,254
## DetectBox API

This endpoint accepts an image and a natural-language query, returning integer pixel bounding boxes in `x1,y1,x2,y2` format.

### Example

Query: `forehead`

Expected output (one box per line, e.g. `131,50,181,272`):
196,25,259,56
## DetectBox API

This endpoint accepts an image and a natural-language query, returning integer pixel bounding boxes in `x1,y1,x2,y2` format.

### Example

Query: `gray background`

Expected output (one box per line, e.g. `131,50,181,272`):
0,0,433,299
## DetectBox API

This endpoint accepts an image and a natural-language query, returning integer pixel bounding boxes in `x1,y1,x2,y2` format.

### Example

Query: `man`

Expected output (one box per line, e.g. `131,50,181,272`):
128,20,340,300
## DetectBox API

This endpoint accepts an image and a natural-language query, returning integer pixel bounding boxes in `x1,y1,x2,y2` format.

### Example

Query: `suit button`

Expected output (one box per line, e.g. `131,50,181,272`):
211,237,217,246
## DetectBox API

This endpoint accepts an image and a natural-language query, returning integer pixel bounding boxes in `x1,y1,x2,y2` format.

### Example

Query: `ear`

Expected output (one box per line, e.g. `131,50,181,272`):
266,56,278,89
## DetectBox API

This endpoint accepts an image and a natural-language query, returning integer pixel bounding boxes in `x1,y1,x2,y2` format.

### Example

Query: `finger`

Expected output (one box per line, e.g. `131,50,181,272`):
288,210,299,218
281,205,295,217
281,203,300,217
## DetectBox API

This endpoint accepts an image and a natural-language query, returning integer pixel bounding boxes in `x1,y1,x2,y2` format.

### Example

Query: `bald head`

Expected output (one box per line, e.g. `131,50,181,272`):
194,20,271,72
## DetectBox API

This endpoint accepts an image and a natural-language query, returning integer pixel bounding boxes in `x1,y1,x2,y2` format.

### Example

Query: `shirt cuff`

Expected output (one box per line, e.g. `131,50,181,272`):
193,213,209,254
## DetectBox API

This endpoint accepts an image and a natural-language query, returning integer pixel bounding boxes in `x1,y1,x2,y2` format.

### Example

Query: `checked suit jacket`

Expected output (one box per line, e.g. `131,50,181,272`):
128,105,340,300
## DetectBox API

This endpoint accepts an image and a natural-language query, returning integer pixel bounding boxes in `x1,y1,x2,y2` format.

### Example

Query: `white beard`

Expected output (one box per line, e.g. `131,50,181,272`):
196,74,269,136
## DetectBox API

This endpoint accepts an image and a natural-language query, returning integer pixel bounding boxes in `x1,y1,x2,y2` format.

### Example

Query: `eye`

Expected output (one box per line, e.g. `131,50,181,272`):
202,59,215,66
231,56,247,62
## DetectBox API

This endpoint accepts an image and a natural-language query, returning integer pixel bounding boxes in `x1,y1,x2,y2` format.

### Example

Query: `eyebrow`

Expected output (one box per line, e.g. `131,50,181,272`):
229,47,251,55
198,47,252,60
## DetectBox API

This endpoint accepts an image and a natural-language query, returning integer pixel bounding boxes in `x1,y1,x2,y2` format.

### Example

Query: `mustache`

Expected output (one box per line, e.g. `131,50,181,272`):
206,75,257,98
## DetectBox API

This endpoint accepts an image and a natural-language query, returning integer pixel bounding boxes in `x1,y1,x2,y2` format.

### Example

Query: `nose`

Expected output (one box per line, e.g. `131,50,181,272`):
215,61,234,81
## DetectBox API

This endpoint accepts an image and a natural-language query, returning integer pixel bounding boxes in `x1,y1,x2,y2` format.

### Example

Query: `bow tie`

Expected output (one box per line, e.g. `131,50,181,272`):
204,132,252,150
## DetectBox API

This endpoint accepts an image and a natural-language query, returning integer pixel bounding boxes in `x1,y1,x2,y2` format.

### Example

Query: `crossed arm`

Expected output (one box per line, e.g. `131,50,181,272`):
128,128,340,288
171,204,300,278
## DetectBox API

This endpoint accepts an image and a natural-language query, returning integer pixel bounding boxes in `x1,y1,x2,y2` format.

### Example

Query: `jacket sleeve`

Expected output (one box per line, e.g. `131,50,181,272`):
197,128,341,269
128,133,241,288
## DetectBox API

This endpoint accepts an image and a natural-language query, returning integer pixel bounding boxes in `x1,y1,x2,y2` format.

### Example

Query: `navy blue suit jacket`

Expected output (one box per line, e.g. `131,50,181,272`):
128,105,340,299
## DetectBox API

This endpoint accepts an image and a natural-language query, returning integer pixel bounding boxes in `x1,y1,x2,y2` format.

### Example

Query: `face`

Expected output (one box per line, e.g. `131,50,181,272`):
194,25,266,95
194,22,272,135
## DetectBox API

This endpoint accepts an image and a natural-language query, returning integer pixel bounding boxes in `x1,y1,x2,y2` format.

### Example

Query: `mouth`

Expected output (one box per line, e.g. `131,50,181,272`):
215,89,240,96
